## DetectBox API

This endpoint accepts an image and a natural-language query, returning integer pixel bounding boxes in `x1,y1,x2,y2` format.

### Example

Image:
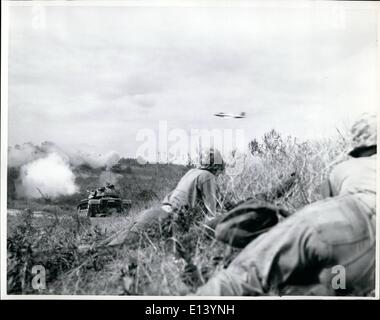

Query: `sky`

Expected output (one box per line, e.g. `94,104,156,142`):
6,1,379,160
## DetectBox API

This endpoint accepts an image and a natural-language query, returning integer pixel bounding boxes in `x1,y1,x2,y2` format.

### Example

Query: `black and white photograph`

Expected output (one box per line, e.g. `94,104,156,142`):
1,0,379,300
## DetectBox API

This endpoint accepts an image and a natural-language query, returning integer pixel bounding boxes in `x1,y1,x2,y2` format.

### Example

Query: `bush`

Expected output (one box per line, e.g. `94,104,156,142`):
7,209,109,294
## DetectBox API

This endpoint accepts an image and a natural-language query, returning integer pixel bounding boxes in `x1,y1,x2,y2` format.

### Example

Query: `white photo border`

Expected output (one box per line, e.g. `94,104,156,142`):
1,0,379,300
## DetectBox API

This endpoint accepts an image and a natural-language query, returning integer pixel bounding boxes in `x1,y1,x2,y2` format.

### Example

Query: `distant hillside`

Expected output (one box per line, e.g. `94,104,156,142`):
8,157,190,208
75,158,190,204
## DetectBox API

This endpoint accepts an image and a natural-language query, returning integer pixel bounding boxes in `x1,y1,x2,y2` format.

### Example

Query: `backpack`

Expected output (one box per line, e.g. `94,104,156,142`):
215,199,289,248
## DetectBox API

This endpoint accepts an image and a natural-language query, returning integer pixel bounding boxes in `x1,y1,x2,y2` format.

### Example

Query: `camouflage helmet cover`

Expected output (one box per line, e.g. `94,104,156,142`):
350,113,377,151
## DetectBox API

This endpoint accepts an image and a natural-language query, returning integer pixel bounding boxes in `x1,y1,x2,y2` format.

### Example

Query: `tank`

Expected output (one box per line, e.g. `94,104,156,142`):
76,186,132,218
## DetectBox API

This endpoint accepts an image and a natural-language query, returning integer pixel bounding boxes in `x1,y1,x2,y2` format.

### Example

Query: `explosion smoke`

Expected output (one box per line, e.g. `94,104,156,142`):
9,142,122,199
73,150,121,169
18,153,78,199
8,142,121,169
98,171,122,187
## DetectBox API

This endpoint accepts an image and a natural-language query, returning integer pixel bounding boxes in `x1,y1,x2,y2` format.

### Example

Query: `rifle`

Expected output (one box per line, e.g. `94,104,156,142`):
223,171,297,212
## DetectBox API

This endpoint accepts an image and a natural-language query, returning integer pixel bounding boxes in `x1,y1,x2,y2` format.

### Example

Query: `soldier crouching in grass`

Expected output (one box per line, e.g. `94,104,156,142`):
193,113,377,296
98,148,226,248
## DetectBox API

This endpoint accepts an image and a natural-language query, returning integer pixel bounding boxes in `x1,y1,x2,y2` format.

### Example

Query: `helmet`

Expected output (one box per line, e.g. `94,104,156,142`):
198,148,225,172
349,113,377,155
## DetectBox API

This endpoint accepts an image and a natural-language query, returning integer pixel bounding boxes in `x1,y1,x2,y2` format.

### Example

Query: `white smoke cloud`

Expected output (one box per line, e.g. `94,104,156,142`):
69,150,121,169
98,171,122,187
103,151,121,169
8,142,69,168
8,142,121,169
8,143,40,167
18,153,78,199
8,142,122,199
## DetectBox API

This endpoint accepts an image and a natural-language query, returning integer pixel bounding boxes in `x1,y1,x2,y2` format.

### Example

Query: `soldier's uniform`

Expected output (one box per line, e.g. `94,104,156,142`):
195,113,377,296
162,168,218,215
106,149,224,247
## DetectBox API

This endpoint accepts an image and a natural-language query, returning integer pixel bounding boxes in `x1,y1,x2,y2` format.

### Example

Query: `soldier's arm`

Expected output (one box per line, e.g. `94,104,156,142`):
199,178,218,216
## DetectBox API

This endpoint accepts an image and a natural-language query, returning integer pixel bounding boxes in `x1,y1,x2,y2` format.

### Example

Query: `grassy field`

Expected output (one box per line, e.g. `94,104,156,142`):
7,130,351,296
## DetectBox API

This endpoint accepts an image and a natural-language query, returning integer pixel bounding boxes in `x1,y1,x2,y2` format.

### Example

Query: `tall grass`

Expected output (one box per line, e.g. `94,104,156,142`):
7,130,350,295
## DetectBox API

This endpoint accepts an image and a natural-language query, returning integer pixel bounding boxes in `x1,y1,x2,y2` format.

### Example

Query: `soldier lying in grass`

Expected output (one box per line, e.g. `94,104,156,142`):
98,148,226,248
88,148,297,252
193,113,376,296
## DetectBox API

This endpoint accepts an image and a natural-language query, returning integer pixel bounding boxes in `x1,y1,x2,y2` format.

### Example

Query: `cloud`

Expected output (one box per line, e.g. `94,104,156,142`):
7,4,378,158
